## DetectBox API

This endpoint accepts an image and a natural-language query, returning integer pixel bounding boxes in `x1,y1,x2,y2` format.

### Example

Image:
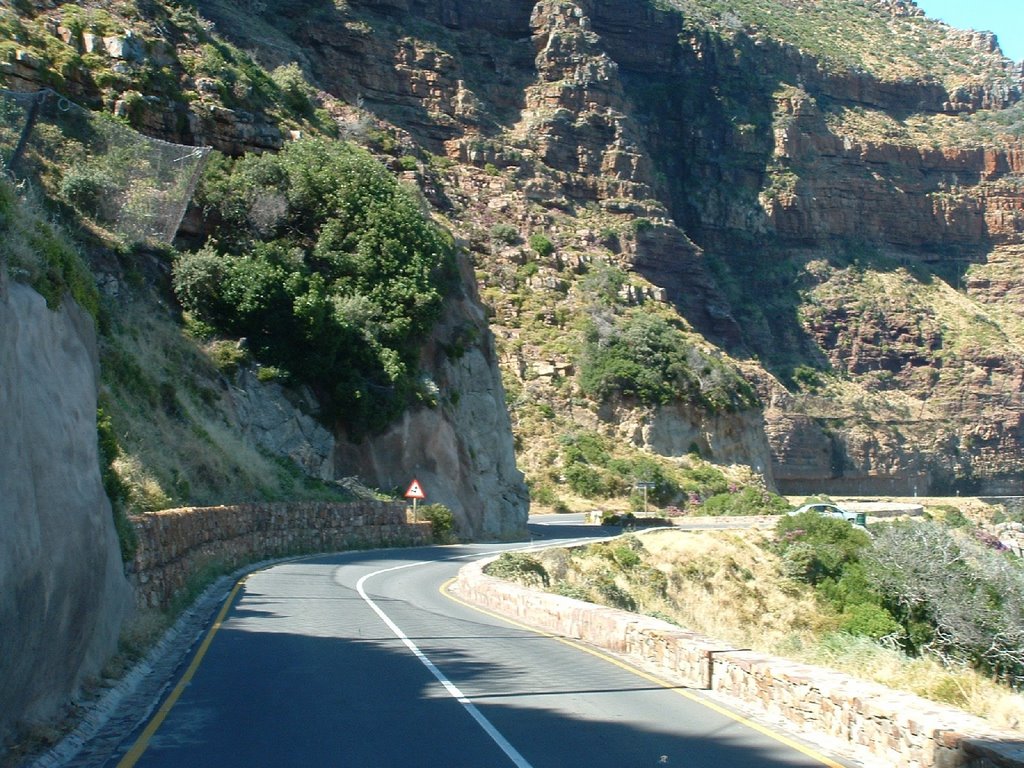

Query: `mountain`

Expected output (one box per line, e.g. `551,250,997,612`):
3,0,1024,515
3,0,1024,751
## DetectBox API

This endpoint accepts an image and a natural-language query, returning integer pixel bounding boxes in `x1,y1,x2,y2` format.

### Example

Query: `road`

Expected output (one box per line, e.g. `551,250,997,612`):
110,517,857,768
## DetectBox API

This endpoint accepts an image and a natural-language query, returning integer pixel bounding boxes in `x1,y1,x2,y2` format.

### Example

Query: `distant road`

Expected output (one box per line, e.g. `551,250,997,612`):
530,512,777,531
110,519,856,767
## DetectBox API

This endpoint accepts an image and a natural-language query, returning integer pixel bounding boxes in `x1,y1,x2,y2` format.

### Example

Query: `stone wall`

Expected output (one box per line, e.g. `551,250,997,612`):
452,557,1024,768
129,501,431,610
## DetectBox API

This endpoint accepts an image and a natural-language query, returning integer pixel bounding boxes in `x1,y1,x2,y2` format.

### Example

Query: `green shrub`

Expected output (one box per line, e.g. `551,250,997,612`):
255,365,284,382
419,503,456,544
529,233,554,258
578,310,757,411
97,406,136,562
206,339,249,374
601,511,635,526
612,544,641,569
270,63,315,117
681,463,729,496
0,179,100,319
774,512,872,586
607,456,680,506
698,486,790,516
564,463,611,497
175,138,457,435
531,482,559,506
485,552,550,587
59,166,119,222
867,521,1024,679
553,583,591,601
594,574,637,611
839,603,902,640
791,364,824,391
490,223,519,245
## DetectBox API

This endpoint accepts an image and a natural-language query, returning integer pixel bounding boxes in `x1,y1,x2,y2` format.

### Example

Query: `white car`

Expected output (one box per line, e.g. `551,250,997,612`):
789,502,866,527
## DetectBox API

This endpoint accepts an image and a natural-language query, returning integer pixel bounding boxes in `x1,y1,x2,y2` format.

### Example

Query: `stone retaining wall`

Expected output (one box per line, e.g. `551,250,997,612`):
452,558,1024,768
129,501,430,610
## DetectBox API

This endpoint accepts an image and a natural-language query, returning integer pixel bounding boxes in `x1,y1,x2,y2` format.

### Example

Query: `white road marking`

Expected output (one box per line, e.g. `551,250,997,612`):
354,560,535,768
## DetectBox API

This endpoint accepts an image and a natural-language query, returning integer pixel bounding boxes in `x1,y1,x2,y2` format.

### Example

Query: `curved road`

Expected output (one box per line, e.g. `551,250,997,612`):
111,518,858,767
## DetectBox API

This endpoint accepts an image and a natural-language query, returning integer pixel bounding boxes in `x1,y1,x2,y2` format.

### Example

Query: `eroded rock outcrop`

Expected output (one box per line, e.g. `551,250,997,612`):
0,277,132,744
333,261,529,540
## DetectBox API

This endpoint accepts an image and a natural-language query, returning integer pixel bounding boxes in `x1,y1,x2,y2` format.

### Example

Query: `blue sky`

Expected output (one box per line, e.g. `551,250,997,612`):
914,0,1024,62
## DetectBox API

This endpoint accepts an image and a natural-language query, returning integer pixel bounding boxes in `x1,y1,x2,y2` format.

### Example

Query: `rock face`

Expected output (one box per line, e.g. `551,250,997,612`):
8,0,1024,504
228,368,337,480
222,261,528,539
333,262,529,540
0,278,132,744
269,0,1024,495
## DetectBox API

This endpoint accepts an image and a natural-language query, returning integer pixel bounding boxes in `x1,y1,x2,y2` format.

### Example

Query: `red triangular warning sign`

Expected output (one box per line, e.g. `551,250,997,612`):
404,479,426,500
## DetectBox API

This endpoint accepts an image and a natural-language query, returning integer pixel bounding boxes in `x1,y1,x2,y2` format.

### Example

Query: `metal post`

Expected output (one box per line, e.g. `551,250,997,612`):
9,90,45,176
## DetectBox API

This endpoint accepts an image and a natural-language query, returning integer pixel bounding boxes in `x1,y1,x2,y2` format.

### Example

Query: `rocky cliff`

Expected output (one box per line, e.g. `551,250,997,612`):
4,0,1024,506
0,276,132,746
226,259,529,539
258,0,1021,496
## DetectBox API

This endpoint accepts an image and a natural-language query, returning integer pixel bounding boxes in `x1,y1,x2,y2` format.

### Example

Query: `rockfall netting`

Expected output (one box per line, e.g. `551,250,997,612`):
0,88,209,244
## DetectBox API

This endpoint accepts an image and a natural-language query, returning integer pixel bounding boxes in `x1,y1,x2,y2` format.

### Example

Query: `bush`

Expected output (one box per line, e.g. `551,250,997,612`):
839,603,903,640
594,574,637,611
270,63,316,116
485,552,550,587
176,138,457,435
490,223,519,245
612,544,641,568
578,310,758,412
529,233,554,258
774,512,871,585
553,583,591,601
418,503,456,544
564,463,610,497
601,511,635,526
59,166,119,222
698,486,790,516
97,406,136,562
867,521,1024,680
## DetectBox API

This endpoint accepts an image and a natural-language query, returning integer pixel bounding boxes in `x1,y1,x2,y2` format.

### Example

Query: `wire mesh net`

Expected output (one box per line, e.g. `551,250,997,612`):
0,88,210,245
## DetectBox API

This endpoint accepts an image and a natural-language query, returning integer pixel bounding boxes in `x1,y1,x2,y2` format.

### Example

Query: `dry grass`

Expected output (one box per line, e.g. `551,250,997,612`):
536,528,1024,731
100,288,348,511
636,529,830,648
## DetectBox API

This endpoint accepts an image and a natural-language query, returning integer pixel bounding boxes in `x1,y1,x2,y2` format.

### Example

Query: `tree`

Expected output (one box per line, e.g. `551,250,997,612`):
866,521,1024,684
175,138,457,435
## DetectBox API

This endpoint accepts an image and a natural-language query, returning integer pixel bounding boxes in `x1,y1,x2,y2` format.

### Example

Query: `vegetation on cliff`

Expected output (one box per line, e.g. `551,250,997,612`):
0,177,97,318
175,137,458,435
4,0,1024,508
671,0,1019,95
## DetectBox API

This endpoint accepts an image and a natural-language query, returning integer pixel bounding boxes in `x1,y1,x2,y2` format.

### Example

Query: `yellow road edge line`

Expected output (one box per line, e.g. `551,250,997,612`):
116,577,247,768
441,577,846,768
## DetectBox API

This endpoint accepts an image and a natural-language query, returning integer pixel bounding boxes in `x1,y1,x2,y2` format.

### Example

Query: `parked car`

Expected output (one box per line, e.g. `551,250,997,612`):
789,502,867,528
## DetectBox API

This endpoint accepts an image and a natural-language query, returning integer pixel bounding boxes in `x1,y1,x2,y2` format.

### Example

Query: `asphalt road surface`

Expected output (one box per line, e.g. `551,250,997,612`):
110,518,858,768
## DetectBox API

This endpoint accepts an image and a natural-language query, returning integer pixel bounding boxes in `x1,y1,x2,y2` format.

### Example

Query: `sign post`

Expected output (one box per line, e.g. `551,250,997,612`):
404,478,426,521
635,481,655,516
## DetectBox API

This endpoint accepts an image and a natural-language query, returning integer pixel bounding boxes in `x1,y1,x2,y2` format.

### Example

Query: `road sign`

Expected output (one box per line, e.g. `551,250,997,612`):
405,479,426,500
635,481,655,515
